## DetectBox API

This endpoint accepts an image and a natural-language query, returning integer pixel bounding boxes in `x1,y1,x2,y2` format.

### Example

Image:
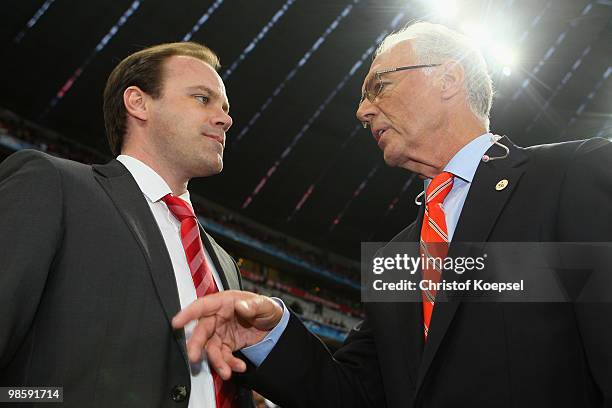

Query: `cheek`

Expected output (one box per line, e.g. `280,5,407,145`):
154,106,180,132
380,101,412,133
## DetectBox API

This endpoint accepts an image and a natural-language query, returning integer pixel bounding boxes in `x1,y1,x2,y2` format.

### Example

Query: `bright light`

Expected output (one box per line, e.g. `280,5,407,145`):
459,21,520,75
432,0,458,20
490,44,517,67
460,22,488,48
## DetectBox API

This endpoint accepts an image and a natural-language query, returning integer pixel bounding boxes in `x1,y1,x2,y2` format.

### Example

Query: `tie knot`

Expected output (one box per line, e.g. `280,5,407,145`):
426,172,454,206
162,193,196,222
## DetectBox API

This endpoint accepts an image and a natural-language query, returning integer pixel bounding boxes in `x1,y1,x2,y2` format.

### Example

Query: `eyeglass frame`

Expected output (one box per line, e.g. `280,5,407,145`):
359,63,442,106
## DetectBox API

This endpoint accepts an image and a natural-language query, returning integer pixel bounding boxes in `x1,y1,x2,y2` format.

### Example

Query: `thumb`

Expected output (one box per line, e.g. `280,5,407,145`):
235,296,282,330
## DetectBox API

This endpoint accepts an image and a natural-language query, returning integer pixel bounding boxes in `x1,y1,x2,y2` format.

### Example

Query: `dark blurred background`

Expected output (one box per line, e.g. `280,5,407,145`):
1,0,610,259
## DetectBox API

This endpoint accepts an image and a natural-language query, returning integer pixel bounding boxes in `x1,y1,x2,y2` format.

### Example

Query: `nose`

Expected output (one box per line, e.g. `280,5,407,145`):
213,108,233,132
356,98,377,128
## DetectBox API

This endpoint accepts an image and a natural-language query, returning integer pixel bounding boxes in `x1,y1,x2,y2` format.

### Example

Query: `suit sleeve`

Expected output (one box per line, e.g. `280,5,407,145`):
0,150,64,369
557,138,612,404
240,311,385,408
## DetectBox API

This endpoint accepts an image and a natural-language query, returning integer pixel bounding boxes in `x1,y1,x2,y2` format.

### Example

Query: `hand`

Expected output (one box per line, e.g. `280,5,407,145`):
172,290,283,379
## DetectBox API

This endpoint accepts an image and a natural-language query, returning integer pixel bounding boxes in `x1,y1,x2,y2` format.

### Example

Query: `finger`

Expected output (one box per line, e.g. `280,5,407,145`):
186,316,217,362
206,338,232,380
222,343,247,373
172,294,224,329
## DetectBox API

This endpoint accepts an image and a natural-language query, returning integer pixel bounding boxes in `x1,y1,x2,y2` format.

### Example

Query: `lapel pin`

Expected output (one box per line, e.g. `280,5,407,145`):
495,179,509,191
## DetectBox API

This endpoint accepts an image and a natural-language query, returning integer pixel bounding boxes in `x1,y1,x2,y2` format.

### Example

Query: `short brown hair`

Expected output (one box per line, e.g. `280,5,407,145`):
103,42,220,155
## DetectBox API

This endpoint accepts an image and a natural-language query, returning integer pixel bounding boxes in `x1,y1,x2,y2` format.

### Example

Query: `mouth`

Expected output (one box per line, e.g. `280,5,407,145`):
373,128,389,145
203,134,225,148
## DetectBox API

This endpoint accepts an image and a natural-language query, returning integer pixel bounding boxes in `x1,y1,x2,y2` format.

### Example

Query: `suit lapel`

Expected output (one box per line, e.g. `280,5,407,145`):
92,160,189,366
397,205,426,381
379,206,425,390
451,138,527,244
197,220,241,291
415,137,528,392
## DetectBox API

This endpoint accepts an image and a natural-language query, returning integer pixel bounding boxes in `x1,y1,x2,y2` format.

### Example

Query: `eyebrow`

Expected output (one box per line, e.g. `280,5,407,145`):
187,85,230,112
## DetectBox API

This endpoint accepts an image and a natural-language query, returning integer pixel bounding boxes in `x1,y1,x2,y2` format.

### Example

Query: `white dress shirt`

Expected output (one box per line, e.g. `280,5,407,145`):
117,154,224,408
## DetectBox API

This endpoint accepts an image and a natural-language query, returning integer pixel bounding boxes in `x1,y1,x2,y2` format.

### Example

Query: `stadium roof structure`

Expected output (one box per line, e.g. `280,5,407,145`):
1,0,610,259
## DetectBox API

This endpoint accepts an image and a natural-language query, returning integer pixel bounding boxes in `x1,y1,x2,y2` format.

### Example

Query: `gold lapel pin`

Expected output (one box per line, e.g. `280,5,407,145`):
495,179,509,191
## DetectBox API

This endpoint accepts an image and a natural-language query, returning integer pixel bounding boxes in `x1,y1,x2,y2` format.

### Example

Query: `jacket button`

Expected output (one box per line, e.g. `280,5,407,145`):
171,385,189,403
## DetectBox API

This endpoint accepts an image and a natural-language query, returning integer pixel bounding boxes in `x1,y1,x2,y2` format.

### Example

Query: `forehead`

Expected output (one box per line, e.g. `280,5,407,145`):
162,55,227,96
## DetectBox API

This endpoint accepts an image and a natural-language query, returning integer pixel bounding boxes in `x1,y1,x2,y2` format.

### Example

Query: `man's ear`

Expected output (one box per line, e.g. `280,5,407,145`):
123,86,149,121
439,60,465,100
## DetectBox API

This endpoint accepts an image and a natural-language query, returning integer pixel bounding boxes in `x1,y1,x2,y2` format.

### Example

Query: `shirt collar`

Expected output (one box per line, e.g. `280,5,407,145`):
423,133,494,193
116,155,191,204
443,133,495,183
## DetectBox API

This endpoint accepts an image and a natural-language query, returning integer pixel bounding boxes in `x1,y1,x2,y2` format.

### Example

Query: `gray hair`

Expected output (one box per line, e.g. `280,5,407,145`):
376,22,493,129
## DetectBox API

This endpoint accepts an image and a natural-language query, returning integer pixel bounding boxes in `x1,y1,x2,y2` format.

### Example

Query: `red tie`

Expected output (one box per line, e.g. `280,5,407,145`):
162,194,238,408
419,172,454,340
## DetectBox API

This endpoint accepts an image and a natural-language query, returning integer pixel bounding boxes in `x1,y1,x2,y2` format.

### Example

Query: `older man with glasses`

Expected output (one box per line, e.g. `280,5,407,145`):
172,22,612,408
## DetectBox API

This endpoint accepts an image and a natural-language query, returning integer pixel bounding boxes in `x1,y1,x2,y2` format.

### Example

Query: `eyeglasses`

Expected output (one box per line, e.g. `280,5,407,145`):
359,64,442,106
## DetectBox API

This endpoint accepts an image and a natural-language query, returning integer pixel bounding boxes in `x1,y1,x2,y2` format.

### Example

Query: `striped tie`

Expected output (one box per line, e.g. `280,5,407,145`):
162,194,238,408
420,172,454,340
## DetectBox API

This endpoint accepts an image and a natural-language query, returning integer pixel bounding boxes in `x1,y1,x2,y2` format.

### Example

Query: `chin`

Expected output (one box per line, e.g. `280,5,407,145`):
191,164,222,178
382,151,405,167
214,155,223,173
197,154,223,176
207,163,223,176
383,157,400,167
211,159,224,175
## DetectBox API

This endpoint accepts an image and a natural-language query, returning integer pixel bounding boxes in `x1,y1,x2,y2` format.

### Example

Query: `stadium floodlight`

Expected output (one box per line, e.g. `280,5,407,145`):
490,44,517,67
460,21,519,76
431,0,459,20
459,21,488,48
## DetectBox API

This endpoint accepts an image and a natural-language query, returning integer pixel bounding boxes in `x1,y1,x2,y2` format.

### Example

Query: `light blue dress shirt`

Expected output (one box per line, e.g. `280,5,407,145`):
424,133,494,241
241,133,495,367
241,297,290,366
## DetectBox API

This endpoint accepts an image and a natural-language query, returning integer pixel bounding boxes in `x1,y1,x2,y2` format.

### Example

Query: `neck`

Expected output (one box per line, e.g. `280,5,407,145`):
121,144,189,196
424,114,487,178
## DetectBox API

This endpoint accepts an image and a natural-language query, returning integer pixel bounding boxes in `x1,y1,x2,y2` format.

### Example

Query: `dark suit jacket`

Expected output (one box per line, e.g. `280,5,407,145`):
243,137,612,407
0,149,253,407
